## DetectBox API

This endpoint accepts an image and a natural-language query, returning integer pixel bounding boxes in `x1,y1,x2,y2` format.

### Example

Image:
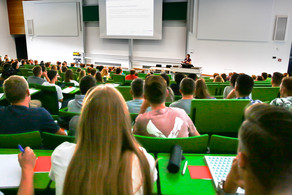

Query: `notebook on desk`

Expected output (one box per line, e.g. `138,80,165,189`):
205,156,245,194
0,154,21,189
62,87,76,94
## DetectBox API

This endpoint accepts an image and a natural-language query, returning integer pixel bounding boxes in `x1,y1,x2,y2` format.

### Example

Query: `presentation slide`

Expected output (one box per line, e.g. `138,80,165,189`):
106,0,154,36
99,0,162,39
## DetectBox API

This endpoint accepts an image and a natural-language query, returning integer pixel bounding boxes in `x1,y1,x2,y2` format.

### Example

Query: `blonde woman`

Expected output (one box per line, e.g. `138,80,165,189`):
101,68,110,81
194,79,215,99
213,75,224,82
49,86,157,195
78,70,86,82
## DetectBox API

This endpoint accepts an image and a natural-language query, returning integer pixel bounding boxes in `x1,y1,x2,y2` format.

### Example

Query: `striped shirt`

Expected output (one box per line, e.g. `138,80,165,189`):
237,96,262,105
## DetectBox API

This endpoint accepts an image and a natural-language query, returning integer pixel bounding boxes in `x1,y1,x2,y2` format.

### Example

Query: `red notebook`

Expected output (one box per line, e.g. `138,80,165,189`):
188,165,212,179
34,156,51,173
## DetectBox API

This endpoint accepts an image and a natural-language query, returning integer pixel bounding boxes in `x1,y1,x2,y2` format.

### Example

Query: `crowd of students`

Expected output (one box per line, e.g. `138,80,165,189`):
0,55,291,195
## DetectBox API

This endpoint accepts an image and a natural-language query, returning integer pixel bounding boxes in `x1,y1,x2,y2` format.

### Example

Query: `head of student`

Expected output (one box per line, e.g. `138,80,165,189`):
160,73,170,87
116,67,122,75
236,103,292,193
3,76,30,105
272,72,283,87
47,70,58,83
261,72,268,80
194,78,211,99
131,78,144,99
144,75,167,105
235,74,254,97
174,73,186,85
95,72,103,83
79,75,96,95
90,68,97,76
180,78,195,96
280,77,292,97
33,66,42,77
63,85,152,194
130,69,136,75
230,73,239,88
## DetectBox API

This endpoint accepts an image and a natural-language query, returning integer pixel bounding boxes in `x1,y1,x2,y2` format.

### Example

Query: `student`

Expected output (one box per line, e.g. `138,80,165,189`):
27,66,49,85
271,72,283,87
0,76,65,135
194,79,214,99
126,78,150,113
68,75,96,113
213,75,224,82
43,70,64,109
125,69,138,80
160,73,174,102
64,69,79,86
90,68,97,77
261,72,268,80
188,73,198,81
95,72,103,83
116,67,123,75
50,85,157,195
227,74,262,105
270,77,292,110
77,70,86,82
220,104,292,195
101,68,110,81
223,73,239,99
170,78,195,114
134,76,199,138
170,73,186,96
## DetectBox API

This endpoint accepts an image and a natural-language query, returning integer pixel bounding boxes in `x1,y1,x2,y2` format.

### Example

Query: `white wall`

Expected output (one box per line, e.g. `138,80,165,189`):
0,0,16,59
23,0,84,63
187,0,292,75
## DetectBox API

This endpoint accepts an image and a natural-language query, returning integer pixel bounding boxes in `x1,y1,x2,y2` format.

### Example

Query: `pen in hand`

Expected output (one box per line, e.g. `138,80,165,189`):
18,144,25,154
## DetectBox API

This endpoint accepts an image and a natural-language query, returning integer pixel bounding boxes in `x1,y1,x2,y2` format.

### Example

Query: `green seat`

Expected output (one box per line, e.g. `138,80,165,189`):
190,99,250,136
134,134,209,153
174,95,182,101
59,107,80,117
112,74,126,85
0,131,42,149
130,113,139,124
41,132,75,150
252,87,280,102
137,73,147,79
115,86,132,101
32,84,59,115
206,84,219,96
209,135,238,154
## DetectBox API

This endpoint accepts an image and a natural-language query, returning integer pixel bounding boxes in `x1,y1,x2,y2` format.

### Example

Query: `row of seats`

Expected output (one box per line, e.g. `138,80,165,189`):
0,131,238,154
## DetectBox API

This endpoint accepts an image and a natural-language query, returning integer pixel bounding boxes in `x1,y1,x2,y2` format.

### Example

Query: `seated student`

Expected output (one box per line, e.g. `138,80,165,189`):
95,72,103,83
101,67,111,81
170,73,186,96
194,79,215,99
227,74,262,105
90,68,97,77
261,72,268,80
170,78,195,114
43,70,64,109
213,75,224,82
188,73,197,81
50,85,157,195
27,66,49,85
223,73,239,99
134,76,200,138
68,75,96,113
77,70,86,82
0,76,65,135
116,67,123,75
64,69,79,86
126,78,150,113
271,72,283,87
160,73,174,102
220,104,292,195
125,69,138,80
270,77,292,110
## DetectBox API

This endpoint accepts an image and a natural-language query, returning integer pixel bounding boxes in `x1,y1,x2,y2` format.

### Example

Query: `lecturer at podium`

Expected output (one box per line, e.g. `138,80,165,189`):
181,54,194,68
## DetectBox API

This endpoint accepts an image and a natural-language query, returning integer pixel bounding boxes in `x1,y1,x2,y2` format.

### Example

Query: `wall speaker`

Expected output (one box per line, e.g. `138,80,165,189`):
27,20,34,36
273,16,288,41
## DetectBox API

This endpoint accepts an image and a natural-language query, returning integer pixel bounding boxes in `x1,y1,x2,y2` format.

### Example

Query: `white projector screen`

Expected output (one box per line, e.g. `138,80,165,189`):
99,0,162,40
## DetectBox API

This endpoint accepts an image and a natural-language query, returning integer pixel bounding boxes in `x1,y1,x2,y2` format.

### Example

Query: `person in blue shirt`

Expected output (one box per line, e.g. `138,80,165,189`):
126,78,150,113
0,75,66,135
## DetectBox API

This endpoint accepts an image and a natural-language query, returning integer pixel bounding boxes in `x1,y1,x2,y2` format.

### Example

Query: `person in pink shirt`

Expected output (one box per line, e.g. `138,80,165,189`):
126,69,138,80
134,75,200,138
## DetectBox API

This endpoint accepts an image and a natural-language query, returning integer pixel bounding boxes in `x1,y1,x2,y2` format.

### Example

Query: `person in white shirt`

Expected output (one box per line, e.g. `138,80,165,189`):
49,85,157,195
42,70,63,109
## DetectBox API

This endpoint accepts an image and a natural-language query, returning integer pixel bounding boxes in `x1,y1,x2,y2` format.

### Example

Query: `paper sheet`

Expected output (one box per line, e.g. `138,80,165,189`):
34,156,51,173
0,93,4,99
62,87,76,94
0,154,21,189
29,88,39,95
188,166,212,179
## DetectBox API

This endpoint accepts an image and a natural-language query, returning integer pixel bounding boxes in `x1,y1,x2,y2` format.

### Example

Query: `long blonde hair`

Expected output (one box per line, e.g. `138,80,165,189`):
194,78,211,99
63,85,152,195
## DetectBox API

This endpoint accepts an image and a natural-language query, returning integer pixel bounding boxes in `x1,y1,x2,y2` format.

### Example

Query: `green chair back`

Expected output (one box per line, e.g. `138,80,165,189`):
32,84,59,115
209,135,238,154
0,131,42,149
134,134,209,153
174,95,182,101
41,132,75,150
137,73,147,79
252,87,280,102
190,99,250,136
59,107,80,118
206,84,219,96
115,86,132,101
112,74,126,85
130,113,139,124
